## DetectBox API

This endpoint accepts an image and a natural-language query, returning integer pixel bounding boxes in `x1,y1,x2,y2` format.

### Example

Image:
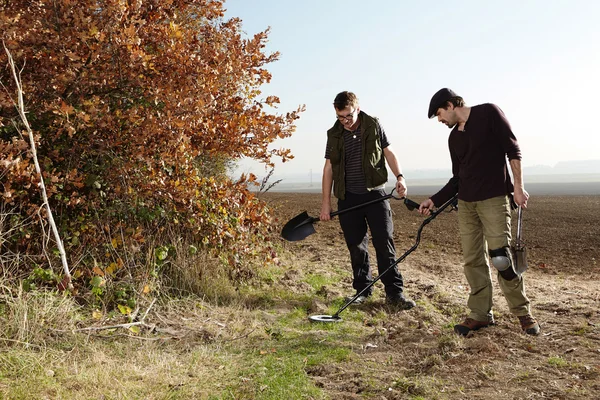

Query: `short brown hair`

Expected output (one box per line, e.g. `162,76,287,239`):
333,91,359,110
441,96,465,109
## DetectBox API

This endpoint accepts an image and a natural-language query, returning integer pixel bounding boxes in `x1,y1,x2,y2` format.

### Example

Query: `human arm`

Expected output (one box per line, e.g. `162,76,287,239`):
418,175,459,215
320,159,333,220
490,104,528,207
383,145,407,198
420,138,459,215
509,158,529,208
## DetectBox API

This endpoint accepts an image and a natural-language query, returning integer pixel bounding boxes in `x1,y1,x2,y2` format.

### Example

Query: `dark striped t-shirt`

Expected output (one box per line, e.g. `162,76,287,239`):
325,122,390,194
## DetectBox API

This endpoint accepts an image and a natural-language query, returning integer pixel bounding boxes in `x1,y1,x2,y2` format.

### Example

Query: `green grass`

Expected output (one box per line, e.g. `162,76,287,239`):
0,278,374,400
303,273,335,290
218,327,354,399
304,271,340,290
228,352,325,399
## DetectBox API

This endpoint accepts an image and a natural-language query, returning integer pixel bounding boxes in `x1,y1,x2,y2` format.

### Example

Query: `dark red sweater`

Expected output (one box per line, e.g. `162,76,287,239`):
430,103,521,206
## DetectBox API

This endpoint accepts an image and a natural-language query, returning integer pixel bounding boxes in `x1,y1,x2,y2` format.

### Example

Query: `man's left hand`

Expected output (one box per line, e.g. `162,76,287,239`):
513,188,529,208
396,177,407,198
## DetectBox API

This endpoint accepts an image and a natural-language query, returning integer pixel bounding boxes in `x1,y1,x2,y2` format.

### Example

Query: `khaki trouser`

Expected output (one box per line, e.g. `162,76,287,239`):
458,195,530,321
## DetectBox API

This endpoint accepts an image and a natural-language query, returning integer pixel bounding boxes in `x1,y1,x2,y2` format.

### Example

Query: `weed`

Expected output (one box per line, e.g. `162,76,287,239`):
437,333,463,357
572,320,592,336
393,375,441,398
515,370,531,381
548,356,568,368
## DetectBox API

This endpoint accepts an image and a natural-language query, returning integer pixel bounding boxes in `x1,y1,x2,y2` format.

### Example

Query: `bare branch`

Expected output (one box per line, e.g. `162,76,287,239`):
2,42,73,291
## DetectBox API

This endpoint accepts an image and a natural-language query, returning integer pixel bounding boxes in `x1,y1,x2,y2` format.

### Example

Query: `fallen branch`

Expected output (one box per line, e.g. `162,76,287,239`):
70,298,157,332
73,320,150,332
93,333,172,341
140,298,157,321
0,337,45,349
223,328,256,342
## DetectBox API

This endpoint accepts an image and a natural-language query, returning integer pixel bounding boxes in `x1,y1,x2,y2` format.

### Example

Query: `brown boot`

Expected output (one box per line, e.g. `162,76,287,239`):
454,317,495,336
518,314,541,335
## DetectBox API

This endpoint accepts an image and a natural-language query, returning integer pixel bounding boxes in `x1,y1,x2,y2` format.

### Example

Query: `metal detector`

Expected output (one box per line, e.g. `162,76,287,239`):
308,195,459,323
281,189,420,242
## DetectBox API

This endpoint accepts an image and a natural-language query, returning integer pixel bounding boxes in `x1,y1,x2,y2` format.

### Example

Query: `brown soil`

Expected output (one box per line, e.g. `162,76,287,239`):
266,193,600,399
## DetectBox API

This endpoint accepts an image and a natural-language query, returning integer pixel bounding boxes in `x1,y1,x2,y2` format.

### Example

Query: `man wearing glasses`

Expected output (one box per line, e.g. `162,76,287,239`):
320,91,415,309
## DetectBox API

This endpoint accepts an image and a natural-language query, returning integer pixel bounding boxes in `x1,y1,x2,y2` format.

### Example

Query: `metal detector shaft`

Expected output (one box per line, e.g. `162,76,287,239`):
329,195,422,219
331,193,396,218
331,194,459,319
282,190,417,241
293,192,398,229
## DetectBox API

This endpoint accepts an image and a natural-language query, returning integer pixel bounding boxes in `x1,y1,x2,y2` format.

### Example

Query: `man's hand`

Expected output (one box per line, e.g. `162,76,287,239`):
513,188,529,208
418,198,434,216
396,177,407,198
320,203,332,221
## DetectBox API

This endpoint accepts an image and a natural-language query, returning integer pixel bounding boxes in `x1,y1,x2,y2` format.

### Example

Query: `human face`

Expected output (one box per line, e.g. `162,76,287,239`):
435,106,458,129
335,106,359,130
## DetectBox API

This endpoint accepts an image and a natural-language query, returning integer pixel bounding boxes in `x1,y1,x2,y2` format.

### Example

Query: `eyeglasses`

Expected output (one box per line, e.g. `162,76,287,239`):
336,109,357,122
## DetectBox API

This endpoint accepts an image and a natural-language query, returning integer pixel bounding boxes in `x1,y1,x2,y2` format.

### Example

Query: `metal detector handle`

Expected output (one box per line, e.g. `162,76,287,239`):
403,198,421,211
422,195,459,225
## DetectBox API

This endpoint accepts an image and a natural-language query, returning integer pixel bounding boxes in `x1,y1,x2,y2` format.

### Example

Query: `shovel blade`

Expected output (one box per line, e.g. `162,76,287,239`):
514,247,528,275
281,211,317,241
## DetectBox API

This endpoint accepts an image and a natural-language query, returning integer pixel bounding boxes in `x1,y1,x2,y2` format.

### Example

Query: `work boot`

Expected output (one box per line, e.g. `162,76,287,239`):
344,292,370,305
386,295,416,310
518,314,541,335
454,317,495,336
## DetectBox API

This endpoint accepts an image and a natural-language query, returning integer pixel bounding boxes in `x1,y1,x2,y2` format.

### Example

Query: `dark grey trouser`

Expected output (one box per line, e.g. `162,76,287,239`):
338,189,404,298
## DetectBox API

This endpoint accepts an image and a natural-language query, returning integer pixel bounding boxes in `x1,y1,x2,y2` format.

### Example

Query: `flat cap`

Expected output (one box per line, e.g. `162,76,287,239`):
428,88,458,119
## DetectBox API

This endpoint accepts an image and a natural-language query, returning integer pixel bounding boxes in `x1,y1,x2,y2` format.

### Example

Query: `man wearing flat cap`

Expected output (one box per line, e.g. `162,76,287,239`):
419,88,540,336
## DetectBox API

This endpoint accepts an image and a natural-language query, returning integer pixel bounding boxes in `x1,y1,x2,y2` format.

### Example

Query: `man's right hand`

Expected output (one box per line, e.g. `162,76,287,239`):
320,203,332,221
418,199,434,216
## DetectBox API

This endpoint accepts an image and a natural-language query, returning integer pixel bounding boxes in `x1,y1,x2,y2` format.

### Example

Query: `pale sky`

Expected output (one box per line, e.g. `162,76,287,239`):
224,0,600,182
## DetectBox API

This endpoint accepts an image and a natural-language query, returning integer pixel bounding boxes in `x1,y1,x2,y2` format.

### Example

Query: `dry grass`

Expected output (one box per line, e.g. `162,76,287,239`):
0,284,79,347
159,239,238,304
1,194,600,399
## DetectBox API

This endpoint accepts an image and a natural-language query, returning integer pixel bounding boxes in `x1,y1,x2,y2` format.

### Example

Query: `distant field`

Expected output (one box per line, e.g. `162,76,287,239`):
266,176,600,196
405,181,600,196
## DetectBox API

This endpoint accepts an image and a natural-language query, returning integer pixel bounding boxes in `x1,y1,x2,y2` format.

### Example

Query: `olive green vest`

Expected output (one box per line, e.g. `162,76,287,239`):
326,111,388,200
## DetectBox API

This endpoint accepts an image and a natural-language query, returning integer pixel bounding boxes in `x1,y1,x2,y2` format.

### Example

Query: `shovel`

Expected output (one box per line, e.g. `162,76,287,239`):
281,190,421,242
513,206,528,275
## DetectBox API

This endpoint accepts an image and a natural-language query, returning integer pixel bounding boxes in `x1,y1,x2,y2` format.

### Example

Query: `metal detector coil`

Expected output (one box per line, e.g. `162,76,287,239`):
308,314,342,323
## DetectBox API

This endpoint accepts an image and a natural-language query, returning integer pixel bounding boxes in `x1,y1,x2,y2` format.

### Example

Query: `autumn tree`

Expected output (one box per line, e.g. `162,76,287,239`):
0,0,302,297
